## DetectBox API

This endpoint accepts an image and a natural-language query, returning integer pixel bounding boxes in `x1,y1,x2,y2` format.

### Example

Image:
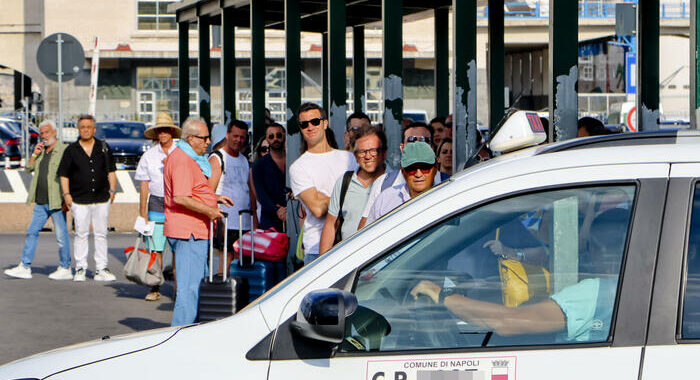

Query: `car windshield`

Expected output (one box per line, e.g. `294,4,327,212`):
96,123,145,139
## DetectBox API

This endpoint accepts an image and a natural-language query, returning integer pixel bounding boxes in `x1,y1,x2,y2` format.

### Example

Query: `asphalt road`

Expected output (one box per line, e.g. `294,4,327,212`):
0,233,176,365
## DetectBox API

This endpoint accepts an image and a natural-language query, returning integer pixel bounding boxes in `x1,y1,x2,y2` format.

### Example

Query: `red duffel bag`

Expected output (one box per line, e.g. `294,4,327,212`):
233,228,289,262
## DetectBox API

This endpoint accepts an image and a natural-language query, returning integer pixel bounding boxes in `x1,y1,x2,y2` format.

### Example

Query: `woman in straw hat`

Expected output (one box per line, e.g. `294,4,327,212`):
134,112,182,301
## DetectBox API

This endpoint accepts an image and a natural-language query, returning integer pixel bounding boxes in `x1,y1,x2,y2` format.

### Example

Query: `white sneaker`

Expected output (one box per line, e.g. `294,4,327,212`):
4,263,32,279
73,268,87,282
94,268,116,282
48,266,73,280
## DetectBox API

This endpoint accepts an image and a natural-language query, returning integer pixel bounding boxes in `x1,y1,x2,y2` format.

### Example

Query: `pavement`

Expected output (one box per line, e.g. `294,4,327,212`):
0,233,176,365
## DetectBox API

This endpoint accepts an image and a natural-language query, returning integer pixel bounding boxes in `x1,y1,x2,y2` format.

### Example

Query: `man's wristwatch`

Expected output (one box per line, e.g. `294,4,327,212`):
439,287,457,303
109,190,117,194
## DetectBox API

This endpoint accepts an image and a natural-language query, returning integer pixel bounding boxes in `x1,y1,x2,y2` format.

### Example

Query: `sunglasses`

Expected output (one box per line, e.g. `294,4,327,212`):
299,117,325,130
403,163,435,177
268,132,284,140
406,136,432,144
191,134,211,141
260,146,269,153
403,162,435,176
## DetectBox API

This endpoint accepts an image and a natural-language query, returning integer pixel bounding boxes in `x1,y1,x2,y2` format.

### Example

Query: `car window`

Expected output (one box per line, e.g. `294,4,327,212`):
96,123,145,139
343,185,635,353
681,184,700,338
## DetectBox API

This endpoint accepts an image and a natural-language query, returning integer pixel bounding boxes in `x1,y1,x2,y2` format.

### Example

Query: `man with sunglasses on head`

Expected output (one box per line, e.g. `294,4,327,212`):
319,125,387,254
252,123,288,232
290,103,357,265
365,141,437,224
344,111,371,150
357,121,449,229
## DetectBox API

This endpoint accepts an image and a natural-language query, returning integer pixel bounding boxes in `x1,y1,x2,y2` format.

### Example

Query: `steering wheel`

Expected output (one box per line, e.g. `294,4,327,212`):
392,281,461,349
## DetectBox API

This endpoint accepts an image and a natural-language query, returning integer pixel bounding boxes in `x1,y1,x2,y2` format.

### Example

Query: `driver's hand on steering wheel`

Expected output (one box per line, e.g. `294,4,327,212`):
410,280,442,303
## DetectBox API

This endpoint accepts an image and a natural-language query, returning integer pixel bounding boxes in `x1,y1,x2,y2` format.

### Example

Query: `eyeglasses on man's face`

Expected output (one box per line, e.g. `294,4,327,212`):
355,147,382,158
299,117,325,130
267,132,284,140
191,134,211,142
405,136,432,144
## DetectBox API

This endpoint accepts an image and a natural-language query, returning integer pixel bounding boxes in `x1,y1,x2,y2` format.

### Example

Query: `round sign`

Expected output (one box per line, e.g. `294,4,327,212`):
626,106,637,132
36,33,85,82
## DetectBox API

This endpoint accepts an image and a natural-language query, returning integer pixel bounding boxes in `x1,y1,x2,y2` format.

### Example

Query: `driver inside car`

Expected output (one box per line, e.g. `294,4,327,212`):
410,208,628,343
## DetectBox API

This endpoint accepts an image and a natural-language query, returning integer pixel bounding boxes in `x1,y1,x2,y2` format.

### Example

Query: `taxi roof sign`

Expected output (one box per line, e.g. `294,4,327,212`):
489,111,547,153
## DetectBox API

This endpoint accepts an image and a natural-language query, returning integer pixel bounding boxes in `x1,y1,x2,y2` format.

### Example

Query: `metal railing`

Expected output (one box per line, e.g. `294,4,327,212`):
480,1,690,19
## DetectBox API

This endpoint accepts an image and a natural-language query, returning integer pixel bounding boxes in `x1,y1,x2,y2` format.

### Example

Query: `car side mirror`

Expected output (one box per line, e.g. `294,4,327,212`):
290,289,358,344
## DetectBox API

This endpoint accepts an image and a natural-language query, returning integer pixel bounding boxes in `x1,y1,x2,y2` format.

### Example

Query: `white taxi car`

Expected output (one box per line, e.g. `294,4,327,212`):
3,127,700,380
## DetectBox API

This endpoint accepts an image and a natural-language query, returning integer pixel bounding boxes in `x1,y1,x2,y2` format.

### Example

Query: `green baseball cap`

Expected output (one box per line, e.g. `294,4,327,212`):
401,141,436,168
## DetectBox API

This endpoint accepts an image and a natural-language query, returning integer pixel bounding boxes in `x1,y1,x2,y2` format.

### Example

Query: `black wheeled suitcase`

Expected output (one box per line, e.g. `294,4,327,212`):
230,209,275,306
198,213,249,323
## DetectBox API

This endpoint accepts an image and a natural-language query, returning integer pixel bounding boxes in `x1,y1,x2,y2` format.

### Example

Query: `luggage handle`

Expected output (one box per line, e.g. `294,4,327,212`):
209,211,229,283
239,209,254,265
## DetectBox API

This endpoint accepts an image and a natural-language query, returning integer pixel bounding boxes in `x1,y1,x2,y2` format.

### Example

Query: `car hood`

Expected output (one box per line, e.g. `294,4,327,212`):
105,138,150,153
0,325,183,379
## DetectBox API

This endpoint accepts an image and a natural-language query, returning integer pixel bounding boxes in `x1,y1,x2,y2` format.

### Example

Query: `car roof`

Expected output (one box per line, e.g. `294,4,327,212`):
450,130,700,188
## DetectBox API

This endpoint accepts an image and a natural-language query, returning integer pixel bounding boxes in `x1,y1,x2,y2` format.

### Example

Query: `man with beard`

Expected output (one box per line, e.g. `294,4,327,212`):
319,125,386,253
252,122,287,232
208,119,257,273
5,120,72,280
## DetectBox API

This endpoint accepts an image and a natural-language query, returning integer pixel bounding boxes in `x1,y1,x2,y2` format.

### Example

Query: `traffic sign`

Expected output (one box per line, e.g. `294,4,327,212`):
36,33,85,82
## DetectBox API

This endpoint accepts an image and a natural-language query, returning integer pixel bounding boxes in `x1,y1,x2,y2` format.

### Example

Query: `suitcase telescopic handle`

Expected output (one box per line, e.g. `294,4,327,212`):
238,209,254,264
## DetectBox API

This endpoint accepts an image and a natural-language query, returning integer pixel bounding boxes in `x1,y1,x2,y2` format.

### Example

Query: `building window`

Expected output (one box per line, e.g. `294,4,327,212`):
137,0,177,30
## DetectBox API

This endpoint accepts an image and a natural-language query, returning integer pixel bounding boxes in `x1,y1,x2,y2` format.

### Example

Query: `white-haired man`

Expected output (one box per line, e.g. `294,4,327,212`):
164,117,232,326
5,120,72,280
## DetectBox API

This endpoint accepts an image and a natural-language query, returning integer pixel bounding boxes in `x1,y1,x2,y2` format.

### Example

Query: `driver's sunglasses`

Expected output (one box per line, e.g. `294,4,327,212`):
299,117,325,130
268,132,284,140
406,136,432,144
403,162,434,176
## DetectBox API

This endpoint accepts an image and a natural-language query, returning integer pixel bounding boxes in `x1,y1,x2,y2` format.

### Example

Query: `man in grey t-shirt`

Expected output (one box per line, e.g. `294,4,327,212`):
320,125,387,254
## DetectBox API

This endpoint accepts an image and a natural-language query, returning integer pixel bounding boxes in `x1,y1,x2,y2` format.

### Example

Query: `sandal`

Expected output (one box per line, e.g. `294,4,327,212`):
145,291,161,301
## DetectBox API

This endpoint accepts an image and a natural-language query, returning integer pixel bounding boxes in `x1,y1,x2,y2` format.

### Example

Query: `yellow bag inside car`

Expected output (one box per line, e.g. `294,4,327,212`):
499,259,551,307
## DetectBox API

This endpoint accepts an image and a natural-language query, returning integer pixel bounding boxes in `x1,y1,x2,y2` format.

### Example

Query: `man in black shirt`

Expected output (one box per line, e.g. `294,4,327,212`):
58,114,117,282
252,123,287,231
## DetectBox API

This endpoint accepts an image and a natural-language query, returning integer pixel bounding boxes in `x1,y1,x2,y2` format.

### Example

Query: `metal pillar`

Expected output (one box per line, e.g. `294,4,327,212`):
453,0,478,170
548,0,578,141
488,0,504,132
222,7,236,126
198,16,211,128
638,0,660,131
178,22,190,124
328,0,346,149
322,32,329,111
383,0,403,169
692,0,699,128
435,7,450,118
251,0,266,145
353,25,366,113
285,0,301,273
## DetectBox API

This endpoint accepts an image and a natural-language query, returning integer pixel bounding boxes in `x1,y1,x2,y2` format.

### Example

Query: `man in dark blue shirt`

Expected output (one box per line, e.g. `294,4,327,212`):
252,123,287,231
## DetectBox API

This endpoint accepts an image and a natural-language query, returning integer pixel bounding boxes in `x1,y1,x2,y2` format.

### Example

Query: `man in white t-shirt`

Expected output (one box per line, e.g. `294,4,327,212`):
208,119,257,274
290,102,356,265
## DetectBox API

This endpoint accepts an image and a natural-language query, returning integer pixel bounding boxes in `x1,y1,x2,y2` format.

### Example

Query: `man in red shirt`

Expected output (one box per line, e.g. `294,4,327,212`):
164,116,232,326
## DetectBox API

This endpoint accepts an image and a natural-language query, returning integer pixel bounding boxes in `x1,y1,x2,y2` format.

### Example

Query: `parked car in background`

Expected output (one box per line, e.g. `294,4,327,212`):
95,121,151,170
0,126,22,166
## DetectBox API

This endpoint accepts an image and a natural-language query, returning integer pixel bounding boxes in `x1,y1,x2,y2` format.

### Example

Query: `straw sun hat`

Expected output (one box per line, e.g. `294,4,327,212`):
144,112,182,139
